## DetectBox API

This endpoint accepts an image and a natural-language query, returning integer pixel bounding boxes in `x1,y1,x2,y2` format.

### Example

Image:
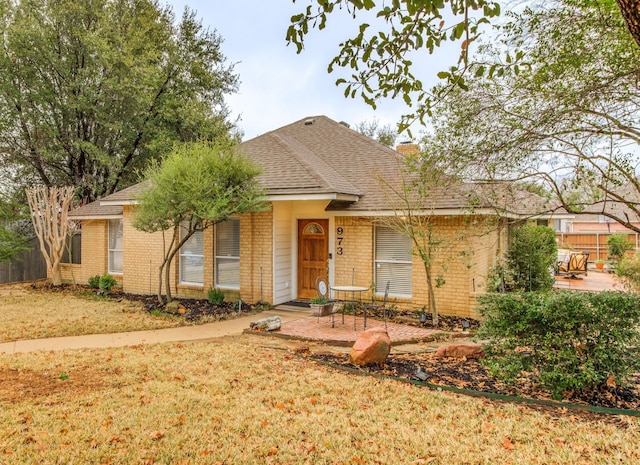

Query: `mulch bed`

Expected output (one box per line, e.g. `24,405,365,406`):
31,282,257,322
116,291,256,322
307,351,640,413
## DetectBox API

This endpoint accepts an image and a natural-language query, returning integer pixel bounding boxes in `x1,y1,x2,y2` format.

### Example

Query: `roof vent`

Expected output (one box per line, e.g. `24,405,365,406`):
304,118,315,126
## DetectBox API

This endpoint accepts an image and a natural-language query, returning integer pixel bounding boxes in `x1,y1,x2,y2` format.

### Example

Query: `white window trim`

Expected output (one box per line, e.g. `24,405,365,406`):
215,218,240,290
108,219,123,275
179,228,204,286
374,225,413,298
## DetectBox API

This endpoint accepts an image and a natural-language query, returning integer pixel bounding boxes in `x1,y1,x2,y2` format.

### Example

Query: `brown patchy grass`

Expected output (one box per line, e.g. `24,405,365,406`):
0,284,184,342
0,336,639,464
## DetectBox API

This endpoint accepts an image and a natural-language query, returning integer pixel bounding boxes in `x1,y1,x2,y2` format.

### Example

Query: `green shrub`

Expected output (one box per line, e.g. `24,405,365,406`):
88,275,101,289
99,274,118,294
616,252,640,293
489,224,556,292
477,290,640,398
207,287,225,305
607,234,633,262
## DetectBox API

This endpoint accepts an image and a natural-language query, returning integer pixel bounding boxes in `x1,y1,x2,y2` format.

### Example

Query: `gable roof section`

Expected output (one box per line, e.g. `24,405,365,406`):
99,181,150,206
254,116,404,210
69,115,560,218
240,129,361,199
68,202,122,220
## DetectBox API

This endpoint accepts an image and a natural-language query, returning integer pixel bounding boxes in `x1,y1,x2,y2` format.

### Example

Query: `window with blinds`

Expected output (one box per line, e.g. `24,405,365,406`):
108,219,123,274
374,226,412,297
179,229,204,285
215,218,240,289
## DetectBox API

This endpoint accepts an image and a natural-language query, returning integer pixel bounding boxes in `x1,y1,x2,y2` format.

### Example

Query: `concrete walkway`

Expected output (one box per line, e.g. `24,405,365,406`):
0,309,309,355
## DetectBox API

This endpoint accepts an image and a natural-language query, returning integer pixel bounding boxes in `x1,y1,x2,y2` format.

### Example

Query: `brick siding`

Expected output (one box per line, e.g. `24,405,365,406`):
68,205,501,316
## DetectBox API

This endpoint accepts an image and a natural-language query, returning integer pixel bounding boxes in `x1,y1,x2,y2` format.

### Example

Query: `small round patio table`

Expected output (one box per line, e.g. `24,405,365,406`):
330,285,369,330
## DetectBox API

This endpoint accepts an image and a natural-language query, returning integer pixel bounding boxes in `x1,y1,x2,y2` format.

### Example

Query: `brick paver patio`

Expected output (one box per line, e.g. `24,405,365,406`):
263,308,445,346
554,269,617,292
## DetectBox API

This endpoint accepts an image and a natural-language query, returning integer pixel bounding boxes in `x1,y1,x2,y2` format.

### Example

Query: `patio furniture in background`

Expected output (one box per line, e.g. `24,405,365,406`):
556,249,589,277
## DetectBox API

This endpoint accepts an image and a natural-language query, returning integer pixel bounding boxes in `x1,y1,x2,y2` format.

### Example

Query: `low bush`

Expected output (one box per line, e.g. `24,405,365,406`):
99,274,118,294
207,287,225,305
477,290,640,398
488,224,556,292
607,233,633,262
615,252,640,293
88,275,101,289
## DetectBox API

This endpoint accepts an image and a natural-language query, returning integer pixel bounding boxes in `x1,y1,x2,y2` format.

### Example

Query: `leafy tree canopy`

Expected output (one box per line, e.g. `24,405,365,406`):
421,0,640,231
287,0,640,132
287,0,496,130
133,139,267,303
0,0,238,203
354,118,397,147
0,192,30,263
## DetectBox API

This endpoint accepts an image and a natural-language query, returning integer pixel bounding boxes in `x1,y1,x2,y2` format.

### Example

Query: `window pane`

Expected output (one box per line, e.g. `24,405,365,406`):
215,218,240,288
375,262,412,296
182,230,203,255
109,250,123,274
216,218,240,257
109,219,123,250
108,219,123,274
180,254,203,283
375,226,412,297
216,258,239,288
180,229,203,284
375,227,412,261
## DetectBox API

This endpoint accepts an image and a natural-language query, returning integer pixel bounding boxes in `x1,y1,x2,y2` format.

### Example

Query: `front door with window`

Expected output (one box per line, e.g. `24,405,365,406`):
297,219,329,299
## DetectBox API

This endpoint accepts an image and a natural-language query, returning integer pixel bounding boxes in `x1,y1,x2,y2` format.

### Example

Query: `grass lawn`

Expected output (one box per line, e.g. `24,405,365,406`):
0,284,184,342
0,336,638,464
1,284,639,463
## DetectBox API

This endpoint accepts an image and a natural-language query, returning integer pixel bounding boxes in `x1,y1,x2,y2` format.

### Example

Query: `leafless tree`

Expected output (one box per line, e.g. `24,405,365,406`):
26,186,75,286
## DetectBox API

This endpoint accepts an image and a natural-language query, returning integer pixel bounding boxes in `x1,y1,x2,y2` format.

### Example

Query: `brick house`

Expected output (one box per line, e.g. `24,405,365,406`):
65,116,550,317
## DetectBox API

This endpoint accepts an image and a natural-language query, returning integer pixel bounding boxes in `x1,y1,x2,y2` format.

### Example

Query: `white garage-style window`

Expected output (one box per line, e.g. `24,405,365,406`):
180,229,204,285
108,219,123,274
215,218,240,289
374,226,412,297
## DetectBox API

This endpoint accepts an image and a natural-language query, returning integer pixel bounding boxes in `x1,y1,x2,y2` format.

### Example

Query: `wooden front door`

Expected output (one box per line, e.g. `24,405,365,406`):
297,219,329,299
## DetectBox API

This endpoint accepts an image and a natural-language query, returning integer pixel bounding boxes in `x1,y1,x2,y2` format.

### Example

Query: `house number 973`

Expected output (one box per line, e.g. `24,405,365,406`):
336,227,344,255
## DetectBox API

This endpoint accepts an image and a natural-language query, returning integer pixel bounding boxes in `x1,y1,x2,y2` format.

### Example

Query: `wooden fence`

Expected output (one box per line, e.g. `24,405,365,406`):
556,232,640,261
0,237,47,284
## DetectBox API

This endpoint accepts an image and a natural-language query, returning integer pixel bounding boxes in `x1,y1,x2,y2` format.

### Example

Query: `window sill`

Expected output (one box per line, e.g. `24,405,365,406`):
178,283,204,291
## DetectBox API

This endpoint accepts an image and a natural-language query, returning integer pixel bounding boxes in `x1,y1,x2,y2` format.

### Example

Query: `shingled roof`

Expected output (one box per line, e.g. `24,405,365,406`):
70,115,557,218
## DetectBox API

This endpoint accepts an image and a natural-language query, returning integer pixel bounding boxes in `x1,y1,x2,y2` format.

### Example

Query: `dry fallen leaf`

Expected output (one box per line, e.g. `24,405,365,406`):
267,446,278,456
149,430,164,440
503,438,515,450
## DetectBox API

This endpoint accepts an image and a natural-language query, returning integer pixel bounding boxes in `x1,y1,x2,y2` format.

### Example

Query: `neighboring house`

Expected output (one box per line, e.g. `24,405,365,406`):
65,116,552,318
563,213,640,233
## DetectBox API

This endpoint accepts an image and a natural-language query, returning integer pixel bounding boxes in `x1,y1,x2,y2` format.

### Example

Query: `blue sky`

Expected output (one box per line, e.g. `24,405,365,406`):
165,0,422,140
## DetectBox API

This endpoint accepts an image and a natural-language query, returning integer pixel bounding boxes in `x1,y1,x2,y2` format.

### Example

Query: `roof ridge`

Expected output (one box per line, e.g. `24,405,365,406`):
269,132,362,196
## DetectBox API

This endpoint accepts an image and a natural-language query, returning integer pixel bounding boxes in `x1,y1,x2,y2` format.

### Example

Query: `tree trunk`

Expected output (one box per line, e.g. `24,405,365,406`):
616,0,640,48
423,261,439,327
157,262,166,305
26,186,74,286
164,253,174,303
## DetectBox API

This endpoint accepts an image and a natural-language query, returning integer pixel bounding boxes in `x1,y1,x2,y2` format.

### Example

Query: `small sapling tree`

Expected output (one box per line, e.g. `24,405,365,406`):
133,140,266,304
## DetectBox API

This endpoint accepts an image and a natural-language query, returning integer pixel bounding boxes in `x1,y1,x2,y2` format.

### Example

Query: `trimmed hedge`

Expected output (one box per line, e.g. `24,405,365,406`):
477,291,640,398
